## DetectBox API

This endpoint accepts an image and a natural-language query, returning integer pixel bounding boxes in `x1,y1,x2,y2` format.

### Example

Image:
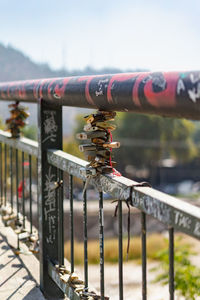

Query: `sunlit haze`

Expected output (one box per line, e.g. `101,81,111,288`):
1,0,200,71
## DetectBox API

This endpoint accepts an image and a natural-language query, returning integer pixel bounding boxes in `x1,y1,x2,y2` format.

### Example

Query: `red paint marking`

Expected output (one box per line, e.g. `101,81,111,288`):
132,72,149,107
107,73,140,104
33,80,41,99
53,77,72,99
7,85,10,98
21,83,26,99
85,77,95,105
78,75,106,105
144,72,179,107
47,79,57,100
15,80,22,99
39,79,48,99
0,89,6,99
7,82,16,98
15,85,19,98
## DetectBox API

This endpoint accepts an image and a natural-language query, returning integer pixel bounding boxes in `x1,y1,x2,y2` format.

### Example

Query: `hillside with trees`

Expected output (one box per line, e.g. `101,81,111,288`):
0,43,145,134
0,43,142,82
1,42,200,187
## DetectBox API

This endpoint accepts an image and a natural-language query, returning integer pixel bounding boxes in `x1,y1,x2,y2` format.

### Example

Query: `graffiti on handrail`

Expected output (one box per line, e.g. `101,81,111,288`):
132,192,171,224
174,210,192,230
44,166,56,244
193,222,200,237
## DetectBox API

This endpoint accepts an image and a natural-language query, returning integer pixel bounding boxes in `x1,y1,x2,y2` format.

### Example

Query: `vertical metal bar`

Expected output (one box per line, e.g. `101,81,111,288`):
0,143,2,206
69,174,74,273
36,158,39,229
83,181,88,290
37,100,64,298
58,168,64,265
4,144,7,206
141,212,147,300
22,152,25,228
9,147,13,212
118,200,123,300
99,191,104,299
29,154,32,234
16,149,20,250
169,227,174,300
16,149,19,215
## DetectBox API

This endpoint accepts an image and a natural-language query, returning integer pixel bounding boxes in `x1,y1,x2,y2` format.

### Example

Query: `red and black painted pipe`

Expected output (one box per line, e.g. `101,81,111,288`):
0,71,200,120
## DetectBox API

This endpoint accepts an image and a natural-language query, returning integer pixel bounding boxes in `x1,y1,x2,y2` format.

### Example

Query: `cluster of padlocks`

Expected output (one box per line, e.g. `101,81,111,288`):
1,206,39,254
55,265,85,293
6,101,29,138
55,264,109,298
77,111,120,175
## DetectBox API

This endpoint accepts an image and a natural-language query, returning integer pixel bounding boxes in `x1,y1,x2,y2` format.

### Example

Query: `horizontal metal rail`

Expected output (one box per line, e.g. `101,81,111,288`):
1,130,200,299
0,130,38,156
0,131,38,257
47,149,200,240
0,71,200,119
0,130,199,241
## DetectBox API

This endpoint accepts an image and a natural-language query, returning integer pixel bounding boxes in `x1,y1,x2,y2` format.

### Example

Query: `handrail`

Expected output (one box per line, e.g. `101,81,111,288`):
1,70,200,299
47,149,200,239
0,131,199,240
0,71,200,119
1,124,200,299
0,129,38,156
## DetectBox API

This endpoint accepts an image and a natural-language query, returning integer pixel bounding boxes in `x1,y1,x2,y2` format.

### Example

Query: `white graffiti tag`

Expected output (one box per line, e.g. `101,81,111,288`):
44,166,56,220
177,79,185,94
43,111,58,143
44,166,56,244
95,79,109,97
188,82,200,103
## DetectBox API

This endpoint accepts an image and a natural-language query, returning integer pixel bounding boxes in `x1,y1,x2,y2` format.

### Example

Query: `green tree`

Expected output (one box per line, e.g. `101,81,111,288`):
73,112,197,175
113,113,197,170
0,117,5,129
151,238,200,300
63,137,84,159
22,125,37,140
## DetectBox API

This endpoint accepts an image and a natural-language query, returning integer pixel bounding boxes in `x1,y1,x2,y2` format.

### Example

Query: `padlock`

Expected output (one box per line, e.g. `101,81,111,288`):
94,122,116,131
83,124,99,132
77,110,120,176
79,167,97,177
76,130,107,140
102,142,120,149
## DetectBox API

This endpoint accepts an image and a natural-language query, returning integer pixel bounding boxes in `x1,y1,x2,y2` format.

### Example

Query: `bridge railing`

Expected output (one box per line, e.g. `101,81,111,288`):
0,71,200,300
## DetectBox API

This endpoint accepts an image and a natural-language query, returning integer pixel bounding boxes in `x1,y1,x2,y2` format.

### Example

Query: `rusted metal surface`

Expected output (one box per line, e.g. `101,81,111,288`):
0,71,200,119
0,129,38,156
47,149,200,240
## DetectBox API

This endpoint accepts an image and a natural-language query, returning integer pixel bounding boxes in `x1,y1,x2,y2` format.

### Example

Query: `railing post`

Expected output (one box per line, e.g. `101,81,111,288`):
38,99,64,299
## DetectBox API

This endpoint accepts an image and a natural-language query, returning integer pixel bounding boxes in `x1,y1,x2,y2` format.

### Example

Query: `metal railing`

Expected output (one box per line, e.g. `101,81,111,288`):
0,71,200,300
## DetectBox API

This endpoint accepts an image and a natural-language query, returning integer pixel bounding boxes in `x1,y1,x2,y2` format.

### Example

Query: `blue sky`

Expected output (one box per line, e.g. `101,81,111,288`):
1,0,200,71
